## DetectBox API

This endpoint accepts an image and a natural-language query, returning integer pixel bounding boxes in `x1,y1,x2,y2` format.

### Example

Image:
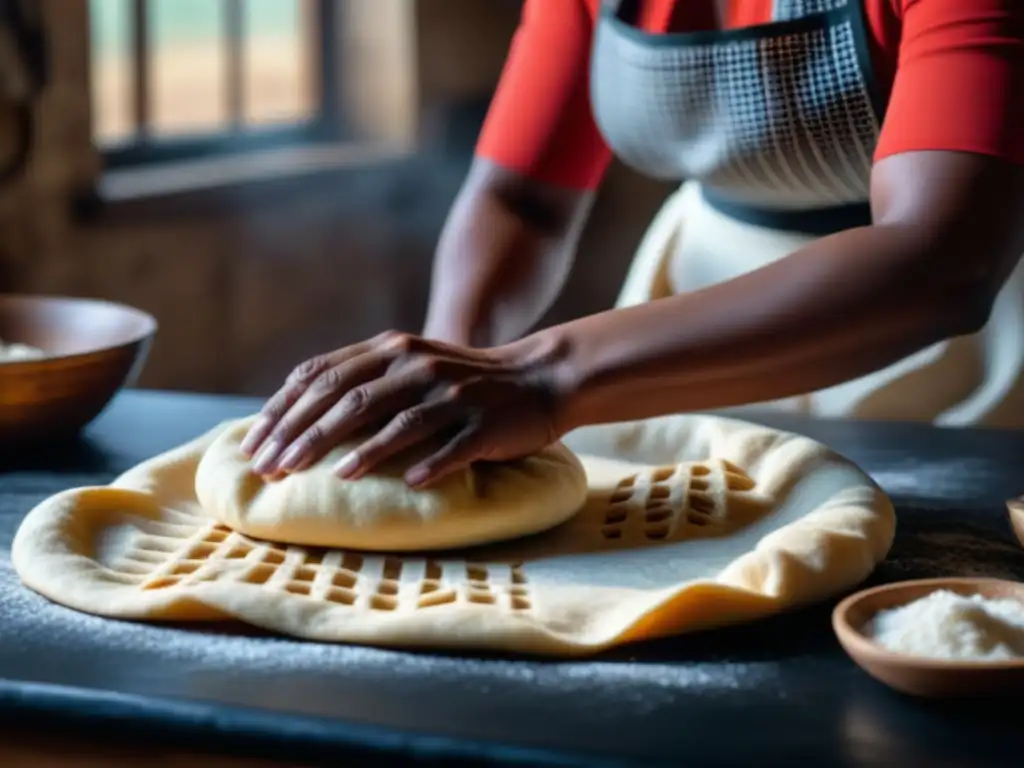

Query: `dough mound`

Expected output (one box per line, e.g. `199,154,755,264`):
194,417,589,551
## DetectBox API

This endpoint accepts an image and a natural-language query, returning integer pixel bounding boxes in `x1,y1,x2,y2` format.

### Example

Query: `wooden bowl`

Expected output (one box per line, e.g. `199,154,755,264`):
0,294,157,443
833,578,1024,698
1007,498,1024,549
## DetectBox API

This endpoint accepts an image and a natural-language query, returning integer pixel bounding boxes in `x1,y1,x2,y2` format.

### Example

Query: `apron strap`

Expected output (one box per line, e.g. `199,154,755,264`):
603,0,640,24
702,187,873,237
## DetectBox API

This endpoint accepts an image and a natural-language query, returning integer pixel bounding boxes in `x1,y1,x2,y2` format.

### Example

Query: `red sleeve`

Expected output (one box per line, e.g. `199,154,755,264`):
474,0,613,191
875,0,1024,165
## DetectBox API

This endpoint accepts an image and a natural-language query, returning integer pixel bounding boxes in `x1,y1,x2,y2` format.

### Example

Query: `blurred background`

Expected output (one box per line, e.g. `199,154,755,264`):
0,0,673,395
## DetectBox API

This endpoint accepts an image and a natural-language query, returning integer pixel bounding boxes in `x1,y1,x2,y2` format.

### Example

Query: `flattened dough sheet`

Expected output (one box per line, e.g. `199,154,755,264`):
12,414,895,655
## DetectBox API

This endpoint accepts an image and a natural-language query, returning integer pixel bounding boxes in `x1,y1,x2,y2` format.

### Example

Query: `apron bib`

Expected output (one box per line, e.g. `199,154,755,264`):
590,0,1024,427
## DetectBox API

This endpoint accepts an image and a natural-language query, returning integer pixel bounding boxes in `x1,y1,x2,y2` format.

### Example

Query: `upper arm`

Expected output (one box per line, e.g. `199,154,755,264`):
871,150,1024,325
875,0,1024,165
871,0,1024,307
474,0,613,192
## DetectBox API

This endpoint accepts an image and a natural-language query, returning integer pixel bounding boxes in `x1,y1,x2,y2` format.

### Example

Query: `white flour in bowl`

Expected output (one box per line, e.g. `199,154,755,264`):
866,589,1024,661
0,338,46,362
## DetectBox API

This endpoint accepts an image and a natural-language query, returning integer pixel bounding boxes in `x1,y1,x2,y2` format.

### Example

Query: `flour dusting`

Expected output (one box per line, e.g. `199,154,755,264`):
2,474,1022,708
869,458,1002,502
0,553,763,699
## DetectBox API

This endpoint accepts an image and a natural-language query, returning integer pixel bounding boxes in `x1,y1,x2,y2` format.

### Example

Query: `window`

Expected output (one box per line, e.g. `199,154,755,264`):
89,0,338,169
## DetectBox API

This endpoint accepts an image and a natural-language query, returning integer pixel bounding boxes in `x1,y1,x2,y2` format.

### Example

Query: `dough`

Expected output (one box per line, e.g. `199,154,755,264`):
194,416,590,551
12,414,896,656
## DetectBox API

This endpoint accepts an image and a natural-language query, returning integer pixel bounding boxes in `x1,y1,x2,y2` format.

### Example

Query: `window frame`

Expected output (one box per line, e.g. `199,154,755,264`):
96,0,341,170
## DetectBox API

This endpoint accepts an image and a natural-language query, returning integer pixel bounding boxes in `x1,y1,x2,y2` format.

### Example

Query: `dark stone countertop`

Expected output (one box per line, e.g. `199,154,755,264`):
1,390,1023,767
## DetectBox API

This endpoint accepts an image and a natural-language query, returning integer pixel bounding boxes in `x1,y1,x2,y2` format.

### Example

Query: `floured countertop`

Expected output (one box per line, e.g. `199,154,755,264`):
1,391,1023,767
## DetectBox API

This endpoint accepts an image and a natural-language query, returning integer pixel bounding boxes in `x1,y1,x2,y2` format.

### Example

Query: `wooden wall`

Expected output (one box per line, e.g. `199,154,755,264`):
0,0,673,396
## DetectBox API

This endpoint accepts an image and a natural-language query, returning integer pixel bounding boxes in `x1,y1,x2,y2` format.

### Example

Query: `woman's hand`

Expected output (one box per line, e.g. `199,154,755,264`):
240,330,571,487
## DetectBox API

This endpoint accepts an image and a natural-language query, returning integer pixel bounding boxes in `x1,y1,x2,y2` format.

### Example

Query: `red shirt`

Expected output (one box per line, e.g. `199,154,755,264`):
476,0,1024,190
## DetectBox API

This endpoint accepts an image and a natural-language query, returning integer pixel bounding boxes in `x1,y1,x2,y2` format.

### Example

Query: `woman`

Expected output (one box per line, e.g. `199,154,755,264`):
243,0,1024,487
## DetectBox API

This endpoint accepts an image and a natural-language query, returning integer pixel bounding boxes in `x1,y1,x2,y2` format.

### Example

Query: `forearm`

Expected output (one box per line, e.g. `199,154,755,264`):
423,161,593,347
423,191,569,348
537,223,993,430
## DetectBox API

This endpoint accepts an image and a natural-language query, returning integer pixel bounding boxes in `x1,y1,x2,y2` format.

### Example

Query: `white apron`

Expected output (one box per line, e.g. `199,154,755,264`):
590,0,1024,428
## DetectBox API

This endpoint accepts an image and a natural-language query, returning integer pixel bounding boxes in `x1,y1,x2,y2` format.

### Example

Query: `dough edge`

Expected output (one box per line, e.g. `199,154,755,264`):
11,414,896,656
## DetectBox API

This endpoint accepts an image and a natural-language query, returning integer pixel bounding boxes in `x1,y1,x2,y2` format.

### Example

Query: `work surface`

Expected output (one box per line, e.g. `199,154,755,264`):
1,391,1022,767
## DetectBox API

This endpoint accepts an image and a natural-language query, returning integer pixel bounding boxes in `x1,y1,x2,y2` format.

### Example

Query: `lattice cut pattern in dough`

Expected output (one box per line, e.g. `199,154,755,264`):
107,512,532,614
12,413,897,656
599,459,759,544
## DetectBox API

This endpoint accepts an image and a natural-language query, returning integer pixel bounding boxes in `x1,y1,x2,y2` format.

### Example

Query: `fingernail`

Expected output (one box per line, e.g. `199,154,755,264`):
333,451,361,478
240,417,270,456
279,442,311,472
405,466,430,487
253,440,282,475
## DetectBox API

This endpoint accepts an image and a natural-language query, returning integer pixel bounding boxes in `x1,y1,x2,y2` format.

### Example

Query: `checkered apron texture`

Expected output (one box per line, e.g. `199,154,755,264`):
589,0,1024,427
592,0,880,211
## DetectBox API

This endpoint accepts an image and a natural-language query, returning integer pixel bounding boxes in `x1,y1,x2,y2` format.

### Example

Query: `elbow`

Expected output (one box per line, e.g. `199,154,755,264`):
471,159,593,237
933,275,997,339
912,233,1008,341
958,290,995,336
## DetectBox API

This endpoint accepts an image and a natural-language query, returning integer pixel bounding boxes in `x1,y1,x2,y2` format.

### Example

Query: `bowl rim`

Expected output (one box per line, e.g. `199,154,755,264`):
0,293,158,367
832,576,1024,671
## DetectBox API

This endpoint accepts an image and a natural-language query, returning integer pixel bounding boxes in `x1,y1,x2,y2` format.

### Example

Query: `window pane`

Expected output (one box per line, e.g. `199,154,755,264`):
243,0,315,127
90,0,132,145
150,0,228,136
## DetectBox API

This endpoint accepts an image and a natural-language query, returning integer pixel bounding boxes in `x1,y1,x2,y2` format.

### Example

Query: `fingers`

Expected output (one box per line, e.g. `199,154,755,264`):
404,424,484,488
262,356,459,476
241,329,511,484
332,400,463,481
242,331,432,460
241,343,373,457
240,359,328,458
250,349,390,474
337,379,493,486
399,378,532,486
